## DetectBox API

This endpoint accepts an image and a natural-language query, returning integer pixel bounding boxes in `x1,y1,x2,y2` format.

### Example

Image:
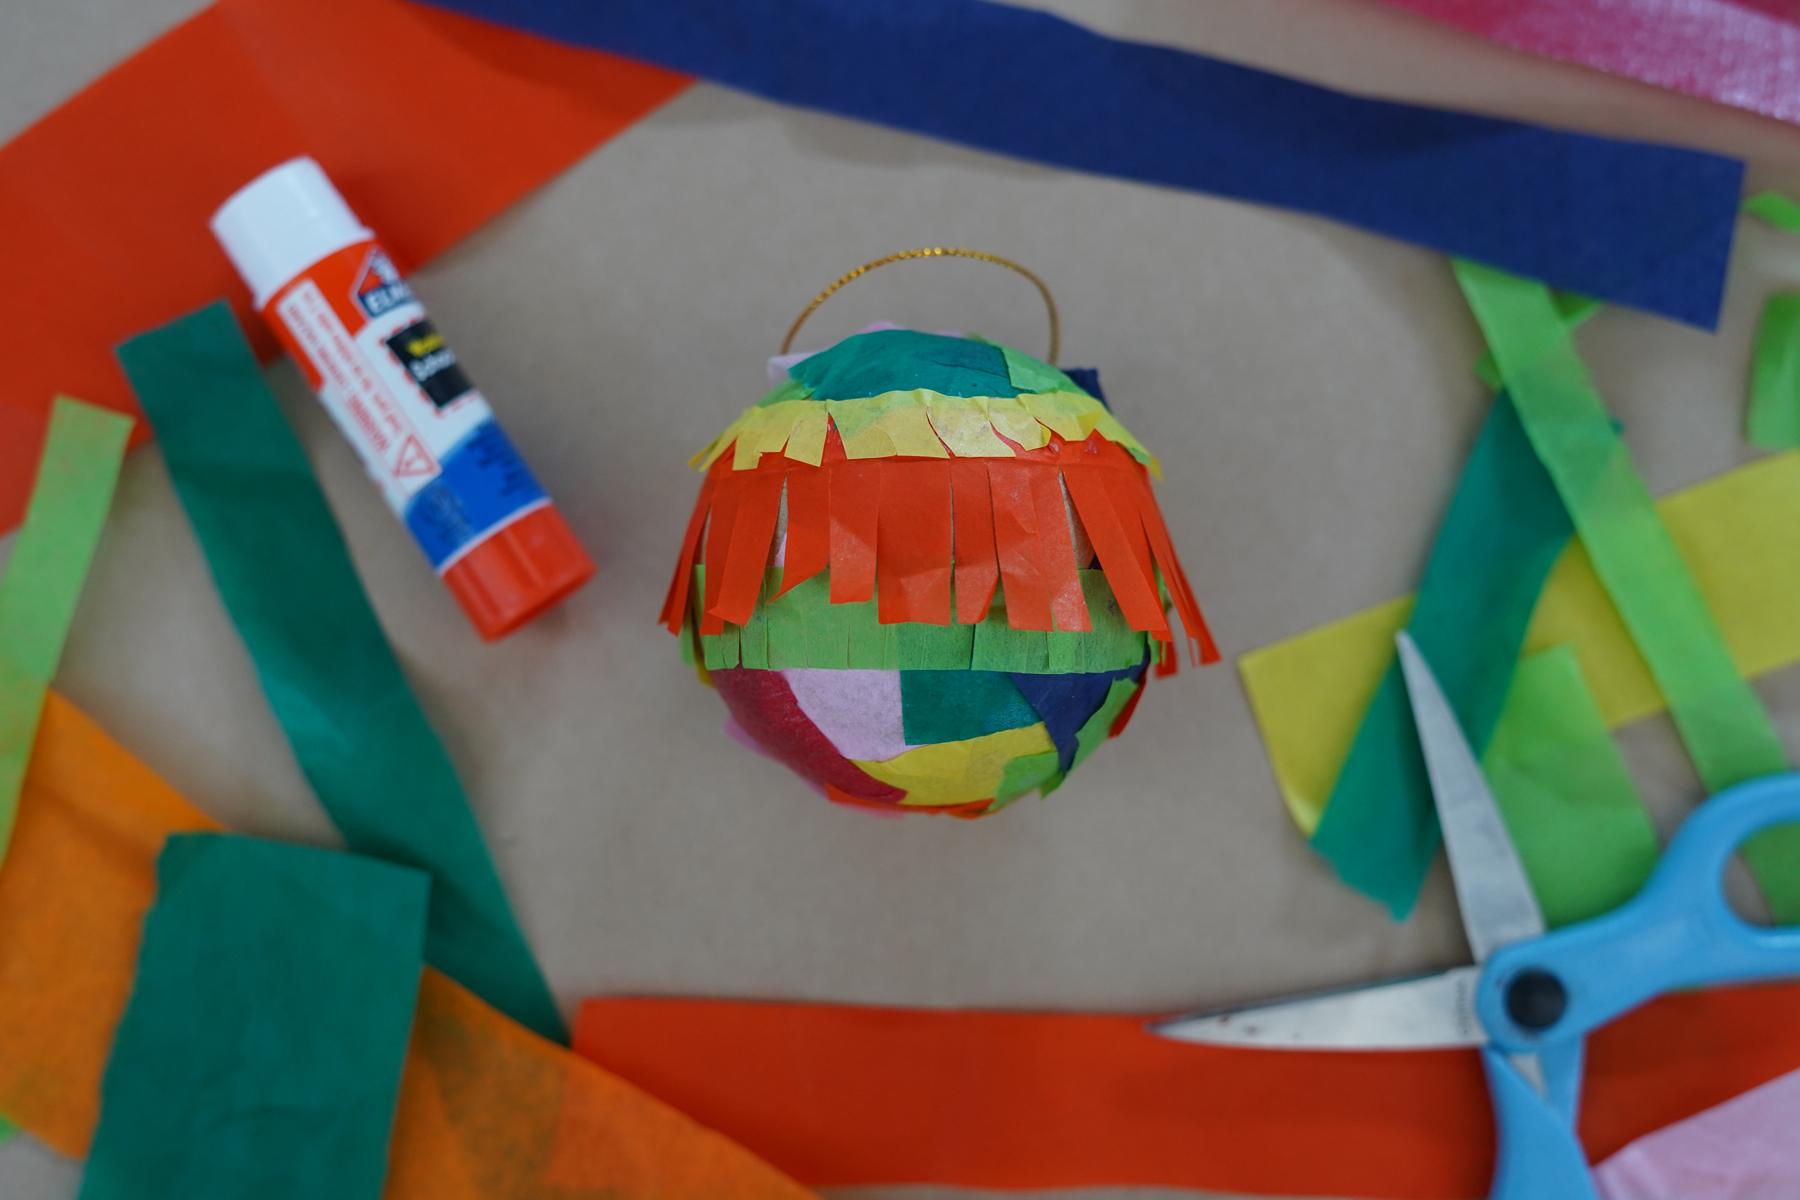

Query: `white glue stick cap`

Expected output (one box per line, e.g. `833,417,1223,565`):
211,157,374,308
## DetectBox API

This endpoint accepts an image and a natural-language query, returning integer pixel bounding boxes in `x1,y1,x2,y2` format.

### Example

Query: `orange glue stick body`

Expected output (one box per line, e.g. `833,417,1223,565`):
212,157,592,640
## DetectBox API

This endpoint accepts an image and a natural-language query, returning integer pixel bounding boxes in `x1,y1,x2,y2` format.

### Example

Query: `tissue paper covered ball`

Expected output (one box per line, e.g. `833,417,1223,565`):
660,329,1216,817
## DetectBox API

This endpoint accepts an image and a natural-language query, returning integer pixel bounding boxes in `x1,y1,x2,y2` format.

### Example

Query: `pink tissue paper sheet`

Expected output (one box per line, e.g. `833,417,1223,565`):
782,669,911,762
1593,1067,1800,1199
1377,0,1800,127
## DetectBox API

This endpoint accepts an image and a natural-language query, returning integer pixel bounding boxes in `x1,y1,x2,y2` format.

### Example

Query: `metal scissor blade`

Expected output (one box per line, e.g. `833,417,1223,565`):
1396,633,1545,963
1150,966,1486,1050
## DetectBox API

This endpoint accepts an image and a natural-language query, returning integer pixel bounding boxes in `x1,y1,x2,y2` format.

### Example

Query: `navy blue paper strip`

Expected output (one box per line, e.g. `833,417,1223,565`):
1010,662,1146,772
422,0,1742,327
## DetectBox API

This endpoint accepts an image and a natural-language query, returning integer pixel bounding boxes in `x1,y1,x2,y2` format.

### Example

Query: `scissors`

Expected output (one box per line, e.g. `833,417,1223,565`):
1154,633,1800,1199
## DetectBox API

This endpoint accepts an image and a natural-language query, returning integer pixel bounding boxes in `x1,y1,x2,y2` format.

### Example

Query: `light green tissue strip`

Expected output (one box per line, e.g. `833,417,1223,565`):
1748,294,1800,450
1745,190,1800,232
0,397,131,863
0,398,132,682
1745,194,1800,450
1484,646,1657,928
1000,345,1079,396
989,750,1063,814
693,568,1147,673
1456,260,1800,920
1473,292,1602,391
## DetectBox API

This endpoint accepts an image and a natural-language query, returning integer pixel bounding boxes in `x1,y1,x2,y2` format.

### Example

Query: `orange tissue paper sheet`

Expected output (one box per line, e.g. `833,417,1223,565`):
0,693,812,1200
0,0,688,532
574,990,1800,1198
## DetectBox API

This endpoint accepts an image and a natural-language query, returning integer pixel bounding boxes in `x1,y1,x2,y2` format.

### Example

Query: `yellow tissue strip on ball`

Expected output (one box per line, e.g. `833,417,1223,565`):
855,722,1059,806
1242,450,1800,836
691,389,1161,476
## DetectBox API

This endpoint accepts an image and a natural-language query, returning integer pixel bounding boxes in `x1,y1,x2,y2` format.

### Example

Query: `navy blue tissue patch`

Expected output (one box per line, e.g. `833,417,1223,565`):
420,0,1743,328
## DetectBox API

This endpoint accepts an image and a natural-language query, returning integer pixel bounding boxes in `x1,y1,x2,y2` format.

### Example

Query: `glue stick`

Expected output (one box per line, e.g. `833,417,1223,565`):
211,156,592,641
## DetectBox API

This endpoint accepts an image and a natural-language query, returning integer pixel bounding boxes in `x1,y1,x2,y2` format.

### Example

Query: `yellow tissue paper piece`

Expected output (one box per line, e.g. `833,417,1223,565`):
1245,451,1800,836
852,392,949,459
786,410,830,467
927,396,1014,457
984,395,1053,451
855,722,1057,805
727,401,813,470
1023,392,1088,441
697,388,1156,470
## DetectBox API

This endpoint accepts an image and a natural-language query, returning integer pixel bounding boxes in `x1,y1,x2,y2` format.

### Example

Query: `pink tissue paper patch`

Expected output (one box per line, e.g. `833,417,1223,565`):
782,668,911,762
1593,1068,1800,1199
1378,0,1800,127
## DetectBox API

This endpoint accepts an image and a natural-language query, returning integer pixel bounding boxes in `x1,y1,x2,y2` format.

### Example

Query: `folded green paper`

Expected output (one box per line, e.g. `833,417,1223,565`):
117,302,565,1041
81,835,426,1200
1486,646,1658,927
1309,390,1572,916
0,396,130,862
1457,260,1799,920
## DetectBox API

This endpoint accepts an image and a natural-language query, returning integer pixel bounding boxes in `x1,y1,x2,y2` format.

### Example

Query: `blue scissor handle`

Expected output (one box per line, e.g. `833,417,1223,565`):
1479,772,1800,1052
1483,1047,1597,1200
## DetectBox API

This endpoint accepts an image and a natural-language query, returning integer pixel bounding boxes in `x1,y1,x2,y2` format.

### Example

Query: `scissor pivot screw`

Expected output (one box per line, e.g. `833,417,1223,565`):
1504,969,1567,1032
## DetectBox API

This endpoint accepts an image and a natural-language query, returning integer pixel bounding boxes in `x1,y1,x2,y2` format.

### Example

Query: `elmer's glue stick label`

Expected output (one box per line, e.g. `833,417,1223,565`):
213,157,592,640
268,241,545,570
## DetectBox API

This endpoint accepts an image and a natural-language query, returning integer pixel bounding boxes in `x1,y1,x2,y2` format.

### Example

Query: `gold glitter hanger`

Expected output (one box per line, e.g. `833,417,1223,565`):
782,247,1060,364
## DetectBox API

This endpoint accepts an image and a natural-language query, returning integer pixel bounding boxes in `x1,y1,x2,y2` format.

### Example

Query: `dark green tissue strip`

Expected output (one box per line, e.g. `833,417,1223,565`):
1310,389,1572,917
116,302,565,1042
900,671,1040,744
80,835,426,1200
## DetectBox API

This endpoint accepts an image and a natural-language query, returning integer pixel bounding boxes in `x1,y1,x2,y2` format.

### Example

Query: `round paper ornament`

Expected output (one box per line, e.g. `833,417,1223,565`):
660,249,1216,817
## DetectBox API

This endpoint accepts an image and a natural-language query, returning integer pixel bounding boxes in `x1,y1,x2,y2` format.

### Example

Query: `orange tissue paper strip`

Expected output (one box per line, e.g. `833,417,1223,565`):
0,0,688,533
826,460,882,606
1062,464,1165,637
1031,462,1092,632
987,458,1061,632
0,694,812,1200
948,458,1000,625
777,463,830,599
573,989,1800,1198
875,459,953,625
710,470,784,626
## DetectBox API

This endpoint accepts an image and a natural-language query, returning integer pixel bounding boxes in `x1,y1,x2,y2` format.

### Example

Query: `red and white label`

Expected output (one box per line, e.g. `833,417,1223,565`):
263,241,492,514
393,435,437,479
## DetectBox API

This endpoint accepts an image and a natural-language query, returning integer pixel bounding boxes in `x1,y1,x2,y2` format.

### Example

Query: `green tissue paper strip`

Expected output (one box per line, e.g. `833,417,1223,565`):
80,835,426,1200
1745,190,1800,232
1473,292,1601,390
792,329,1019,400
901,671,1038,743
1746,193,1800,449
991,749,1062,813
1456,261,1800,921
1485,646,1658,928
695,568,1147,673
0,396,130,864
1000,345,1079,396
1309,390,1572,917
116,302,566,1042
1748,294,1800,450
1745,193,1800,448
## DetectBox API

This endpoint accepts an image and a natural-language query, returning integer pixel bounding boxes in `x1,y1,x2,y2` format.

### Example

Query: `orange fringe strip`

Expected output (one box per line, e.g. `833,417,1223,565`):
660,429,1218,666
